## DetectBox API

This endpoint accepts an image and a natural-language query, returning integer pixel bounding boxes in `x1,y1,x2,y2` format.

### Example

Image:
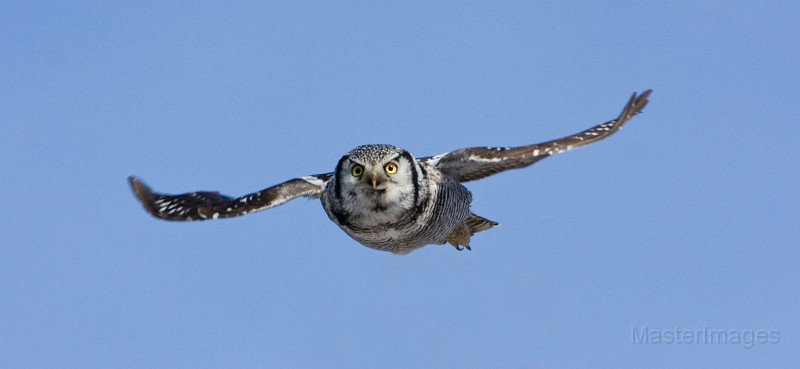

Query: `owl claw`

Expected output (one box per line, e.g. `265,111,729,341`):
452,244,471,251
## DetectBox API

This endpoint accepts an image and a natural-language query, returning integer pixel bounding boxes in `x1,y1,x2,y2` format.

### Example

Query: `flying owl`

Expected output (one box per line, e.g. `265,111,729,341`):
129,90,651,254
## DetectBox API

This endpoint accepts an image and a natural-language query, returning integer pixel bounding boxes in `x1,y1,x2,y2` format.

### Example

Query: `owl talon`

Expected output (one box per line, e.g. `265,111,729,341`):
454,245,464,251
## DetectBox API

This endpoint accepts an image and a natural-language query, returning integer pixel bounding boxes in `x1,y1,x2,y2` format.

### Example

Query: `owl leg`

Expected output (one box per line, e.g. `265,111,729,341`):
446,223,472,251
442,213,500,251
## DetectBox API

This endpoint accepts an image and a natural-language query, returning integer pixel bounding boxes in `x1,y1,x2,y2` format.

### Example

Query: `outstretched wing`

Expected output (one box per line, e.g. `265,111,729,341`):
421,90,651,183
128,173,332,221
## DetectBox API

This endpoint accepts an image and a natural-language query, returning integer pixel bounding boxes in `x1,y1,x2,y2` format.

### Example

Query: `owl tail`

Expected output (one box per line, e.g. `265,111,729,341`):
464,213,499,235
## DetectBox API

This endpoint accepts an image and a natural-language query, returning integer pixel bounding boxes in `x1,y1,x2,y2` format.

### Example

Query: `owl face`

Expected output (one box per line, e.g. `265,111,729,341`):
333,145,421,223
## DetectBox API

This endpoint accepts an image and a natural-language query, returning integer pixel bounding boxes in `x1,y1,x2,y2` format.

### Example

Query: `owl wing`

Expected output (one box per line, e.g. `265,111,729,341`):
128,173,332,221
421,90,651,183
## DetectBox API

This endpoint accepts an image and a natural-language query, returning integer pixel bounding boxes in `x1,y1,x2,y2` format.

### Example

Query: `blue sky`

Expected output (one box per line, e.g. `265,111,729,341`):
1,1,797,368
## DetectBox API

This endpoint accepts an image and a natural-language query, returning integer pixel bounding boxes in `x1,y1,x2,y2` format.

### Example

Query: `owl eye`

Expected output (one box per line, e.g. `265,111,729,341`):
351,165,364,177
384,162,398,174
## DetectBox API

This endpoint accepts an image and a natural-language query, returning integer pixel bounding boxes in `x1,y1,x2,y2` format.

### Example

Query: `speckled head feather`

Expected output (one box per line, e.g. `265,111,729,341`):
346,144,405,164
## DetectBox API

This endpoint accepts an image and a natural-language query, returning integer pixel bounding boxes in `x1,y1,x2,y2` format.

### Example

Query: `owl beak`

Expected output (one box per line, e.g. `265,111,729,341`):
370,172,378,189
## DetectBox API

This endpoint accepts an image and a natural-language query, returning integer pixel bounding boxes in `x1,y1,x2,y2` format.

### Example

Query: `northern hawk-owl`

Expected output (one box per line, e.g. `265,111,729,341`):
129,90,651,254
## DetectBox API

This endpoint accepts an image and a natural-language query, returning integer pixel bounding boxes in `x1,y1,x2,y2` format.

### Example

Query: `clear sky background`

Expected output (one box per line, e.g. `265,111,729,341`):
1,1,797,368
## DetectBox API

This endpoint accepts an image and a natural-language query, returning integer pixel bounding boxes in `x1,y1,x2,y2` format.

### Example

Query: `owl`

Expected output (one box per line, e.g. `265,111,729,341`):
130,90,650,254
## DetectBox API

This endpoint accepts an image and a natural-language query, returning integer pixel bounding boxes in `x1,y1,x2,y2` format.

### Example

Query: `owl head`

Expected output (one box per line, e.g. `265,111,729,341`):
332,144,423,215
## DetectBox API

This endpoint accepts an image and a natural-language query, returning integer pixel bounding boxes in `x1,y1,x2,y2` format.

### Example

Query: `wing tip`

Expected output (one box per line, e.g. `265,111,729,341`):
617,89,652,127
634,89,652,114
631,89,652,114
128,175,160,217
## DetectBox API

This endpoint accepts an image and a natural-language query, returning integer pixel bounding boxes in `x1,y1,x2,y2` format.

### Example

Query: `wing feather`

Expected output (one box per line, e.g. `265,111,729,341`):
128,174,332,221
422,90,651,182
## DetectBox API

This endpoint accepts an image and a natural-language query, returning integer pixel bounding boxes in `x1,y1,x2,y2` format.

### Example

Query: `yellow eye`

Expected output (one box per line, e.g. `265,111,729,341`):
384,162,398,174
351,165,364,177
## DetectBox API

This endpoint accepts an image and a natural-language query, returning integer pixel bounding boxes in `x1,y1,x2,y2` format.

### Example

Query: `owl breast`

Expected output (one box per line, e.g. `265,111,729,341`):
322,164,472,254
